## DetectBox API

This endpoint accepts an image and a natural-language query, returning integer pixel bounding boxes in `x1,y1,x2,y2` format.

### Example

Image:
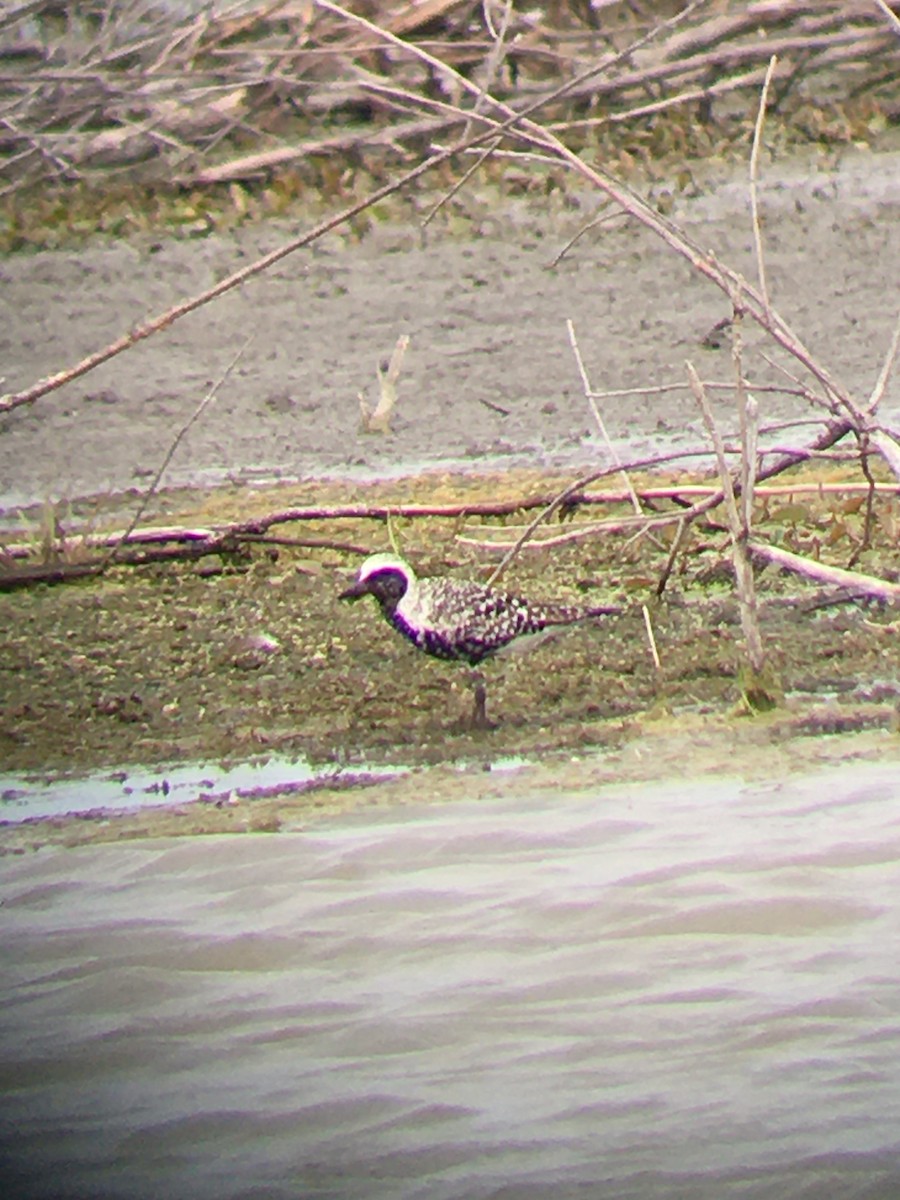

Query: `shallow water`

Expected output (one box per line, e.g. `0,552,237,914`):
2,758,900,1200
0,754,408,823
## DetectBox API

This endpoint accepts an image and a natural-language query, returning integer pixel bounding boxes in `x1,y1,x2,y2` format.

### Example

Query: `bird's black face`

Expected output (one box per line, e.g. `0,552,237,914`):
339,567,408,614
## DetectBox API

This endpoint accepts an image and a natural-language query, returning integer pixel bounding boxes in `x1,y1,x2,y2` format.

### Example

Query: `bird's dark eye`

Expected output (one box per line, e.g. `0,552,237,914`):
365,568,408,605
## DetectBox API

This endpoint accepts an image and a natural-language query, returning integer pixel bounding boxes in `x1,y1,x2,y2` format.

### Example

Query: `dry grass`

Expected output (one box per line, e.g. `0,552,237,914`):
1,1,896,198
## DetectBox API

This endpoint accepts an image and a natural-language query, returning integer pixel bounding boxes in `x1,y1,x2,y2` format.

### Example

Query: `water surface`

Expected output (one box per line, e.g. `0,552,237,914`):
2,757,900,1199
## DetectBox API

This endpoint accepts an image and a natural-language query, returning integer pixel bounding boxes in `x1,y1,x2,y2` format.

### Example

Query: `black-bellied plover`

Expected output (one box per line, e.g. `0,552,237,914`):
339,552,620,728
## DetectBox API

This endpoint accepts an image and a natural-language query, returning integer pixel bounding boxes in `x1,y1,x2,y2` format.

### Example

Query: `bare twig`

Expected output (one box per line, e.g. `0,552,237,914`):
688,359,772,699
656,517,690,598
849,434,878,567
865,310,900,415
749,54,778,318
545,205,624,270
872,0,900,38
565,319,644,519
586,379,820,404
421,136,502,227
101,335,252,569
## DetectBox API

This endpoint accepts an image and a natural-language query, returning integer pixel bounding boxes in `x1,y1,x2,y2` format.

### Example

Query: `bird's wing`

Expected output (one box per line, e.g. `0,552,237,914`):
452,582,572,643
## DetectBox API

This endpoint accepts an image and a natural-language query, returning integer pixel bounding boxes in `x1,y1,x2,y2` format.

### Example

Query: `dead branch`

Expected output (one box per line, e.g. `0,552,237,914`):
4,434,898,589
688,358,773,702
5,474,899,566
102,336,253,569
747,540,900,603
3,0,895,195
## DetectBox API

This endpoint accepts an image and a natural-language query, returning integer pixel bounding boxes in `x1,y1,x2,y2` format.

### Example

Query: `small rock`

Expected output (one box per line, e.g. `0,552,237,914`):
229,632,281,671
264,390,296,415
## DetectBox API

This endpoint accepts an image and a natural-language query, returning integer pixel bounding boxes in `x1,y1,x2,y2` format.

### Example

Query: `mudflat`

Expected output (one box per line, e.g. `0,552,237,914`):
1,146,898,509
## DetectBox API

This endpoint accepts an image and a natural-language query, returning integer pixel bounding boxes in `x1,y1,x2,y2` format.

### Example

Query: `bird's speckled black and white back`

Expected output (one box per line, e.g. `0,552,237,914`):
340,552,616,666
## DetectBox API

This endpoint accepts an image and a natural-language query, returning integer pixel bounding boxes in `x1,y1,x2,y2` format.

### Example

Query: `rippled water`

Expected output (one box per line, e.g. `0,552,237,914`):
3,758,900,1199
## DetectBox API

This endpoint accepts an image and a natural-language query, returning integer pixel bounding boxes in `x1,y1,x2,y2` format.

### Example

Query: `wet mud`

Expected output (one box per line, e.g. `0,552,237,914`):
1,465,898,852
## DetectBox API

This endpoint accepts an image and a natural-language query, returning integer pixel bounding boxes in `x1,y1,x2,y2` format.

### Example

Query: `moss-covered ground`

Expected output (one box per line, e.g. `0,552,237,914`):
2,467,897,770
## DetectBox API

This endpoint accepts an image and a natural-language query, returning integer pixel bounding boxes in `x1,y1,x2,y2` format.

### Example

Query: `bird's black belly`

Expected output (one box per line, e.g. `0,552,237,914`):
389,611,487,665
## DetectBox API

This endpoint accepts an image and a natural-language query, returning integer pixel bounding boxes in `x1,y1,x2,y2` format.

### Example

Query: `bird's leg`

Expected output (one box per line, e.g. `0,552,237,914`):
466,669,496,731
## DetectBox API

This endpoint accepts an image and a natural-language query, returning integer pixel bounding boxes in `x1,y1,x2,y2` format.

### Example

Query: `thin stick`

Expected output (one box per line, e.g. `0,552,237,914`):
687,360,768,680
686,363,741,534
750,54,778,317
564,317,662,670
421,137,501,228
386,512,401,556
546,65,773,132
873,0,900,38
865,310,900,414
642,608,662,671
566,319,642,515
849,434,877,566
656,517,689,598
545,206,624,270
101,336,252,569
586,380,819,403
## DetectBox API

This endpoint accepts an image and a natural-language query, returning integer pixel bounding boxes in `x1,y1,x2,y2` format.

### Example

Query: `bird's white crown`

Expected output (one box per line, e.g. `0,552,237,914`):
356,552,416,584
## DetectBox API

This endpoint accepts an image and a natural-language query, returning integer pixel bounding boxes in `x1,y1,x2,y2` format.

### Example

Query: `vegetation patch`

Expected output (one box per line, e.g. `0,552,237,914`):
1,467,897,785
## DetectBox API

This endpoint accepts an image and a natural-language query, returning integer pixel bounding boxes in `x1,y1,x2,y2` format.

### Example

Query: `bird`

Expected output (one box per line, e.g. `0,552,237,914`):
339,552,620,729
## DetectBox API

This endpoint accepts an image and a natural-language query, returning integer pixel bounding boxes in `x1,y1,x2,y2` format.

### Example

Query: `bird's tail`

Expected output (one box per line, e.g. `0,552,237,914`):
538,602,622,628
584,603,623,619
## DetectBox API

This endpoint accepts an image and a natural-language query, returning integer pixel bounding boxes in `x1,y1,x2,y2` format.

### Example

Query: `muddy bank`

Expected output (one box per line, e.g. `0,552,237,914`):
2,715,898,856
1,146,899,511
1,463,898,846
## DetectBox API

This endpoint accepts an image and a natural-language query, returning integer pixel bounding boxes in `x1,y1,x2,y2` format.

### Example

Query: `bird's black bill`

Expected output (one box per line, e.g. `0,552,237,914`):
338,581,369,602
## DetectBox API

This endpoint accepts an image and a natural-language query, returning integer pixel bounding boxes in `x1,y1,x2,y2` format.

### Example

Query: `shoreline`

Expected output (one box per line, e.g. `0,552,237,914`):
1,707,898,855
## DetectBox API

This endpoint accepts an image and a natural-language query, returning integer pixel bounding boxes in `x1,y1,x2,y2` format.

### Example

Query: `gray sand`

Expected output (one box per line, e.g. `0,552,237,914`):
1,147,898,513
